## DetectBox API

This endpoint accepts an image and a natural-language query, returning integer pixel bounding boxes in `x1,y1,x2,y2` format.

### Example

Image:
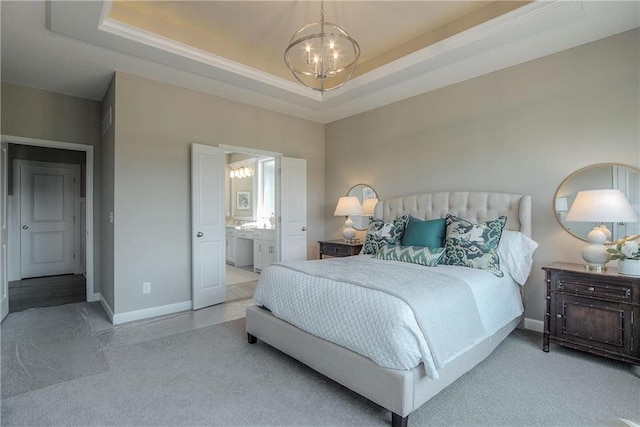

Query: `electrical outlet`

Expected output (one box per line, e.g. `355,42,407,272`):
143,282,151,294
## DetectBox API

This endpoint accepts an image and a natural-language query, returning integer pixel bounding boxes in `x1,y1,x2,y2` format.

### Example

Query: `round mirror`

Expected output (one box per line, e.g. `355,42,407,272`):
554,163,640,242
347,184,378,230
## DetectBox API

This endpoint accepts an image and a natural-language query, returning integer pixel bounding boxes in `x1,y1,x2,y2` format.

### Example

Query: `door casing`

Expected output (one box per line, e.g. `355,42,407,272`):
0,135,96,307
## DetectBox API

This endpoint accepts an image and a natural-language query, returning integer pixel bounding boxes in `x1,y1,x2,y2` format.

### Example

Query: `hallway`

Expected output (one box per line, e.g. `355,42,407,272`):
8,274,85,313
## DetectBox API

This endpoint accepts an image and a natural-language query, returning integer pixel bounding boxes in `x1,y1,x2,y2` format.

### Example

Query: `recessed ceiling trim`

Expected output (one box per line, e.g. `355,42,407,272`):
43,0,640,124
95,1,564,107
99,17,321,102
318,1,585,105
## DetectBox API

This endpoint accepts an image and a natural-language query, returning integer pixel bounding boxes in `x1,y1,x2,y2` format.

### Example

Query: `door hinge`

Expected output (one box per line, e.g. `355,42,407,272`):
278,168,282,175
73,177,76,184
73,253,76,260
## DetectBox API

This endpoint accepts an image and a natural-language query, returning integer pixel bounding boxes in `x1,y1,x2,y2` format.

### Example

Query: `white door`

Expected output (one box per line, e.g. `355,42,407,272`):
18,161,80,279
1,142,9,321
191,143,226,310
279,157,307,262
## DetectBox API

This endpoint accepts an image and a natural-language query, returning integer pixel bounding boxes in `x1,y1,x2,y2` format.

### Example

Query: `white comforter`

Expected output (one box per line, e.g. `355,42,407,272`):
253,255,523,378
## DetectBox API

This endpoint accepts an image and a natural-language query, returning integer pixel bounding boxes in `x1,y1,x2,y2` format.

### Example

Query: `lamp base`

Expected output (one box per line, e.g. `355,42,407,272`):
342,217,356,241
580,226,611,273
584,263,607,273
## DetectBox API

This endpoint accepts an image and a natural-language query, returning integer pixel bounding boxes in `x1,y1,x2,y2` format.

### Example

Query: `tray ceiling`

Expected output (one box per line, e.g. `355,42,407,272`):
2,1,639,123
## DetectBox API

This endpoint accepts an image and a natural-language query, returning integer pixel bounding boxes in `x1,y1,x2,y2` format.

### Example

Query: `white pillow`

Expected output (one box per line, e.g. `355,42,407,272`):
498,230,538,285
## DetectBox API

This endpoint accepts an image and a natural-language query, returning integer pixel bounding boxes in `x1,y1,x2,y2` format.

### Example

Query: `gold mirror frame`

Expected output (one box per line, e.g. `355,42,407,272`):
554,163,640,242
346,184,378,231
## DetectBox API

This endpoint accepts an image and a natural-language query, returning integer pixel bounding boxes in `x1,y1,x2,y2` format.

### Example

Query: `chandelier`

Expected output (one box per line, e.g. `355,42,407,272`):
284,0,360,93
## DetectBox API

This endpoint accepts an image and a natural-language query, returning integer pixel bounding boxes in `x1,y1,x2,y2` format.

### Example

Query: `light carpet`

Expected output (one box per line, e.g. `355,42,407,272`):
1,302,639,426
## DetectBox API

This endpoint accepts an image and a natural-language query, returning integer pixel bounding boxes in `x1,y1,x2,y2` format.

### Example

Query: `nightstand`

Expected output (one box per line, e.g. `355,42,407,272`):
318,240,363,259
542,262,640,368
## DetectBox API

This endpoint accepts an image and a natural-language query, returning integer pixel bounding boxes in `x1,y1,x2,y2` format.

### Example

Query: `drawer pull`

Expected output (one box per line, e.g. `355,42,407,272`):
587,286,595,292
556,313,563,319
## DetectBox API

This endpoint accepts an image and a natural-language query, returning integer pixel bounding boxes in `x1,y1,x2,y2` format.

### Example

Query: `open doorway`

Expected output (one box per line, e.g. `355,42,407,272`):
191,143,306,311
0,135,95,318
223,146,279,303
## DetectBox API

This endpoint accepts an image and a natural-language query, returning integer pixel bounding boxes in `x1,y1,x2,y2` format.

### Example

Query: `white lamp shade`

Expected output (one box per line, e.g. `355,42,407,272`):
565,189,638,223
334,196,363,216
361,198,379,216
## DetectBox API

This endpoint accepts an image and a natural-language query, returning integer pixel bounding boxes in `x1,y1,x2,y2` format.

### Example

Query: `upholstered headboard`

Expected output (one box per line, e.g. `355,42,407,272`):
374,191,532,237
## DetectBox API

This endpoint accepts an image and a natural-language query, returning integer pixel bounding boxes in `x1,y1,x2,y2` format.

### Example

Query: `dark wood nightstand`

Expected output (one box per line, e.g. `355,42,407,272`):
318,240,364,259
542,262,640,367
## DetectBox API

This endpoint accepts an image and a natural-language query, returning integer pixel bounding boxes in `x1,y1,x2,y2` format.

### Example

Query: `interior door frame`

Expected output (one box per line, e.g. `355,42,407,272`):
0,135,96,302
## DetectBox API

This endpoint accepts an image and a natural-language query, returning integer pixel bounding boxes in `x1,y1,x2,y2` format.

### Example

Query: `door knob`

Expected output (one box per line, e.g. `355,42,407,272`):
22,225,29,230
196,232,204,237
301,226,307,231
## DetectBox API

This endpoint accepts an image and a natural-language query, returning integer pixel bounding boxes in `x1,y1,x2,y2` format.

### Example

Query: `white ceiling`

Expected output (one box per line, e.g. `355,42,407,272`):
1,1,639,124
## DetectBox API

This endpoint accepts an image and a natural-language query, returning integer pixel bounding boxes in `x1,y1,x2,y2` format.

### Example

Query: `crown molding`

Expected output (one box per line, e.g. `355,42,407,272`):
46,1,640,124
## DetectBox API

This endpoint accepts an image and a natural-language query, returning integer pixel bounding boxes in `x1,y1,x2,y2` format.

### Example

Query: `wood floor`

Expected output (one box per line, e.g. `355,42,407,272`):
8,274,86,313
225,280,257,302
7,266,256,313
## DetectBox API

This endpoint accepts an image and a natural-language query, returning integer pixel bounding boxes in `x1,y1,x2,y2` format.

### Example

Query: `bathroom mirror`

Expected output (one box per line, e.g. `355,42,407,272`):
347,184,378,230
554,163,640,242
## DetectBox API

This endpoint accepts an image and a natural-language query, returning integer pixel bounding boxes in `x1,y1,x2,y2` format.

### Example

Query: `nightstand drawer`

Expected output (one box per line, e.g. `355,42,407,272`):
318,240,363,259
322,244,352,257
557,277,632,302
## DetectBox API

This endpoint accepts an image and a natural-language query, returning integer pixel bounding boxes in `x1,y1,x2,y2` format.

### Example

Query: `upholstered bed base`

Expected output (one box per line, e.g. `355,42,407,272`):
246,191,532,426
247,305,522,426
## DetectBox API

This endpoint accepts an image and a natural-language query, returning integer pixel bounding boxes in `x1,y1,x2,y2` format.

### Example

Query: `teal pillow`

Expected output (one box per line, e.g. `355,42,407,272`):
401,216,446,248
374,245,445,267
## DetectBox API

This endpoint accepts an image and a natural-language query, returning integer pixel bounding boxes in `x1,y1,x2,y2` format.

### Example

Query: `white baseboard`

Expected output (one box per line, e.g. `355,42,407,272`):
88,292,100,302
524,317,544,333
112,300,192,325
99,295,115,324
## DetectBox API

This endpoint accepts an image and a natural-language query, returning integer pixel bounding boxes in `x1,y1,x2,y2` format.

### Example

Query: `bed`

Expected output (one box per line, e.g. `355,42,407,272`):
246,191,533,426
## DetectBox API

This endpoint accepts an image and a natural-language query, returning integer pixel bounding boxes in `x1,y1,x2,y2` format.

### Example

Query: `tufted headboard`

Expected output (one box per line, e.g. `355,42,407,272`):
374,191,532,237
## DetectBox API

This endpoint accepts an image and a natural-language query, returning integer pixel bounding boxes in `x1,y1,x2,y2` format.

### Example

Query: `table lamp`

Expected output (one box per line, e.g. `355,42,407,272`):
334,196,363,242
565,189,638,271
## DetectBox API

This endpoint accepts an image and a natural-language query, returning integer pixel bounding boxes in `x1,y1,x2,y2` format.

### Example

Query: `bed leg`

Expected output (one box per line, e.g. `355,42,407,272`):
247,333,258,344
391,412,408,427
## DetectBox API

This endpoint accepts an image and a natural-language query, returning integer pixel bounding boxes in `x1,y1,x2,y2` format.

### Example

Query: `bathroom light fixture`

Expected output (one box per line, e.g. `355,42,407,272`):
284,0,360,93
229,166,254,179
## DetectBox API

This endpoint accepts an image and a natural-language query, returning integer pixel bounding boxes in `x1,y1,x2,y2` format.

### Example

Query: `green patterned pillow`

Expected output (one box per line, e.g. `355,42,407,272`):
374,245,445,267
442,214,506,277
362,215,409,255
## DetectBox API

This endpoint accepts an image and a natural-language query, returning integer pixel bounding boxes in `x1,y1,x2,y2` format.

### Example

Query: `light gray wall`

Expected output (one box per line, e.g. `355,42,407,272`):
1,82,101,144
1,82,102,294
100,77,116,311
325,29,640,323
112,72,324,314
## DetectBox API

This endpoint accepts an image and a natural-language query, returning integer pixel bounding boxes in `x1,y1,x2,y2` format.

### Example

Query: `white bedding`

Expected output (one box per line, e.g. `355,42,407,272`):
253,255,524,378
